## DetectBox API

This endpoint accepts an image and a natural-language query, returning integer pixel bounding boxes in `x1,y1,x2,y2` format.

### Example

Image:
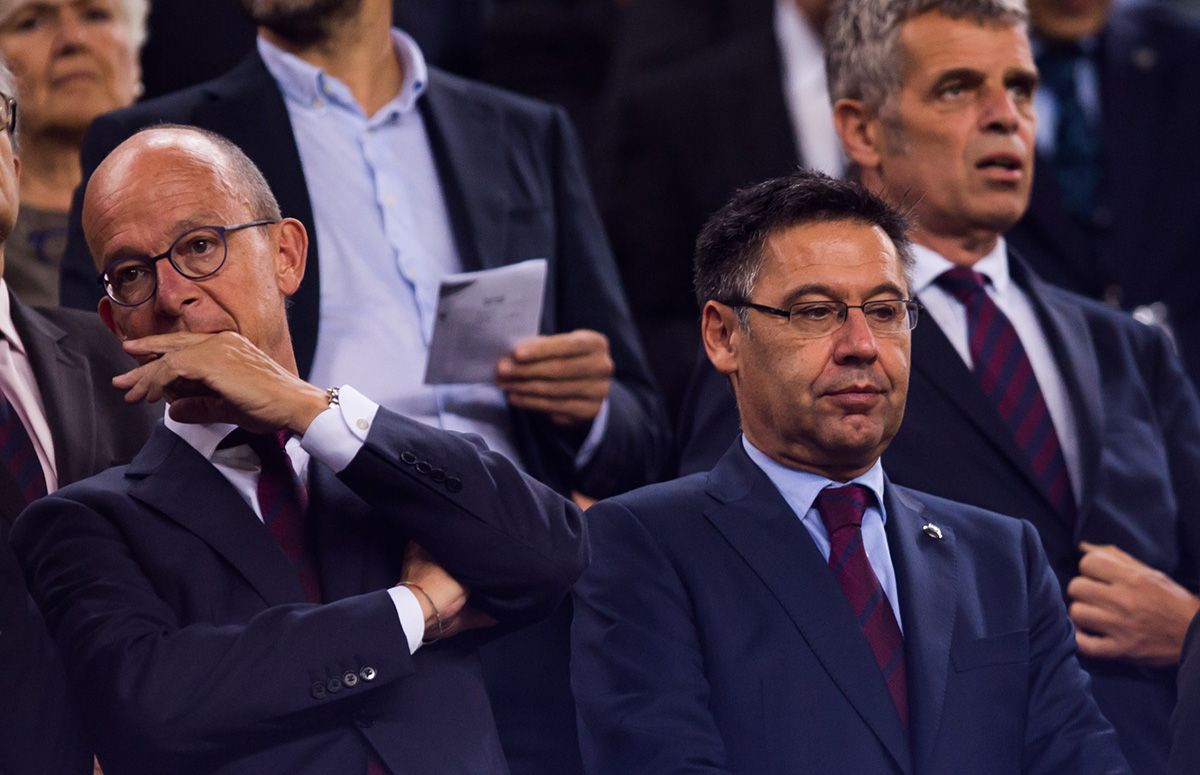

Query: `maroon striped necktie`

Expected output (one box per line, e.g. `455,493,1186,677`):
222,431,387,772
934,267,1076,521
221,430,321,604
815,485,908,728
0,392,46,505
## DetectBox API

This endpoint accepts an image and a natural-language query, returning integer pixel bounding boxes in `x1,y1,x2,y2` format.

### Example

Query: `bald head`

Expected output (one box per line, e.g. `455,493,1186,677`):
86,124,308,373
84,126,281,268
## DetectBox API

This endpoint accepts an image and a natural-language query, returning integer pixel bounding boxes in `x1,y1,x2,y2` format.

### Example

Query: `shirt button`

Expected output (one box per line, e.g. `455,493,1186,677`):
357,418,370,431
383,195,396,206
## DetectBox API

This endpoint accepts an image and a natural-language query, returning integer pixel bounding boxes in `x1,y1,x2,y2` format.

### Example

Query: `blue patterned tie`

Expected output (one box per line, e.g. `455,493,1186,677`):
936,267,1076,520
0,392,46,505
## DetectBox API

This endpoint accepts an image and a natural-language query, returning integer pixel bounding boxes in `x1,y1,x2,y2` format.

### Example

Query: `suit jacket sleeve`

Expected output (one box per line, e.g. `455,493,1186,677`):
0,523,91,775
335,406,589,623
570,499,733,774
535,108,671,498
1019,519,1131,775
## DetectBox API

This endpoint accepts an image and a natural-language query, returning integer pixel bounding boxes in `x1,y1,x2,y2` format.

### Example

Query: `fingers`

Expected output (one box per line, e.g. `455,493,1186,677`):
1065,575,1112,605
497,352,613,382
1077,542,1137,583
1068,599,1122,634
509,330,609,363
121,332,215,360
1076,630,1124,660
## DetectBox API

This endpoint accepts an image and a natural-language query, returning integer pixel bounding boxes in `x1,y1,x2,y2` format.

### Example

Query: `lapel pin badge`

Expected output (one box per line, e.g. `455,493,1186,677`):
922,522,944,540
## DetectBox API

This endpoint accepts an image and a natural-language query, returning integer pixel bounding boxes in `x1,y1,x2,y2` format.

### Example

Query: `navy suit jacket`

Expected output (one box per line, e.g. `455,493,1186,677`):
1170,612,1200,775
1007,1,1200,387
676,255,1200,773
571,442,1128,774
11,410,587,774
59,51,668,501
0,521,89,775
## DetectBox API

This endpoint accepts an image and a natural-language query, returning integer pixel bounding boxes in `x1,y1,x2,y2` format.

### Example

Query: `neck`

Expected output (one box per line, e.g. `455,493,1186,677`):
743,428,875,482
259,1,403,116
18,129,86,212
911,226,1000,267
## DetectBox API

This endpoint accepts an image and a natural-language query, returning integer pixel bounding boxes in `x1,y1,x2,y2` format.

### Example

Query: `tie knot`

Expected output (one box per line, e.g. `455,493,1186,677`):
815,484,871,534
217,428,290,457
934,266,989,305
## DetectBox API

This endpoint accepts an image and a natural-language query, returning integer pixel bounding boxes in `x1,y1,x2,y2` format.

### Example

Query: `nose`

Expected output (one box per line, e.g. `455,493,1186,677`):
831,307,879,365
52,9,87,53
980,86,1021,134
152,257,201,316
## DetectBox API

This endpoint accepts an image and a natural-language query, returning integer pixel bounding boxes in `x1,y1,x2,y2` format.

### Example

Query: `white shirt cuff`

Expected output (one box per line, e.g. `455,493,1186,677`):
300,385,381,473
573,396,609,470
387,585,426,655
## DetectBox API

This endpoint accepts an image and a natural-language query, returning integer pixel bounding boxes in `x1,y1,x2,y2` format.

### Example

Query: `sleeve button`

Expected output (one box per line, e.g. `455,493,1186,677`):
445,476,463,493
327,677,343,694
360,666,378,681
343,671,359,687
400,451,417,465
415,461,432,475
311,682,327,700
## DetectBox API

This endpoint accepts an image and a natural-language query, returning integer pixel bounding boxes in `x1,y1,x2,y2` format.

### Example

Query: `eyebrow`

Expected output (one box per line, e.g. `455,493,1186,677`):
101,216,223,266
779,282,908,306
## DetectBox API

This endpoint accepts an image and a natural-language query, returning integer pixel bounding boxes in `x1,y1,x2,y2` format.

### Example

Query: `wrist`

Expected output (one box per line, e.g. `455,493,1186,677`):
291,383,336,435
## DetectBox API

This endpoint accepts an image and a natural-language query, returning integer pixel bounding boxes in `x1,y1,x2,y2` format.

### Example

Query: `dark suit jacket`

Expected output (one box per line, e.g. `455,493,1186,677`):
0,520,89,775
60,50,666,775
11,409,586,774
1007,1,1200,386
60,51,668,501
1170,612,1200,775
0,292,159,529
599,24,799,411
676,255,1200,774
571,442,1129,774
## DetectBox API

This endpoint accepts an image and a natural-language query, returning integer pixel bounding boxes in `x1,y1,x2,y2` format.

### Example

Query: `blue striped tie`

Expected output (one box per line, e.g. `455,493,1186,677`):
936,267,1076,521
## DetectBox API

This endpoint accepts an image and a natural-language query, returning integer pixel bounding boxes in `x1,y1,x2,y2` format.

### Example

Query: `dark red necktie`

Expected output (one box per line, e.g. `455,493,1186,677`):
815,485,908,727
935,267,1076,521
0,392,46,505
221,430,321,604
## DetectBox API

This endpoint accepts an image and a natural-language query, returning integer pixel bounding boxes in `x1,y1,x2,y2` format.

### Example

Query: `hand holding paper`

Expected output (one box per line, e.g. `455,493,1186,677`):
496,330,613,427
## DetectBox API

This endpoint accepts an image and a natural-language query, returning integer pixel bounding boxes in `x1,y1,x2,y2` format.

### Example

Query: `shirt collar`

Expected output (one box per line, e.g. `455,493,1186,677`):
741,435,888,524
0,279,27,356
164,412,238,463
911,238,1010,297
257,27,428,117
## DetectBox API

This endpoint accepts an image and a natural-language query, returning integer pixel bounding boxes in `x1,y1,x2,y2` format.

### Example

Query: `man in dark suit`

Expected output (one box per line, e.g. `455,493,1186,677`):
1006,0,1200,387
57,2,666,770
0,62,157,531
600,0,836,410
677,1,1200,770
1170,610,1200,774
13,125,587,774
572,169,1127,774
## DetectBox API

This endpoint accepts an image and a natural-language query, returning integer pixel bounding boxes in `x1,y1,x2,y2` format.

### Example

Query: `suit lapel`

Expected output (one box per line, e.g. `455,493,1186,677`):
703,445,913,774
420,70,509,275
126,425,305,606
10,296,96,486
910,306,1054,506
194,55,321,379
884,484,957,774
1010,259,1104,531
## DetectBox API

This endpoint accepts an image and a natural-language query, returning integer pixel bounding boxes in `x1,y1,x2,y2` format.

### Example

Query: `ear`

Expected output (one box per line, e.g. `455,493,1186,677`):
833,98,883,171
701,300,743,377
97,297,123,339
273,217,308,296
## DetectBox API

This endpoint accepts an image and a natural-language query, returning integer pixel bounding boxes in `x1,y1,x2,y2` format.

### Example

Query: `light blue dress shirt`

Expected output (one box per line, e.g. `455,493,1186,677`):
742,437,903,631
257,31,606,471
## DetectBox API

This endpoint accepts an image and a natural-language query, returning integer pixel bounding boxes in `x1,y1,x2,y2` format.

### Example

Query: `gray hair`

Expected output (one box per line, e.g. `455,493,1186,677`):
119,0,150,51
826,0,1027,115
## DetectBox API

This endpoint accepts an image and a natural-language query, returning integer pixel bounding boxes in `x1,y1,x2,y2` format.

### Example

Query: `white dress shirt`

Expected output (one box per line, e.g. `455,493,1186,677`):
0,280,57,493
164,385,427,654
774,0,844,178
743,437,903,631
911,241,1083,501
